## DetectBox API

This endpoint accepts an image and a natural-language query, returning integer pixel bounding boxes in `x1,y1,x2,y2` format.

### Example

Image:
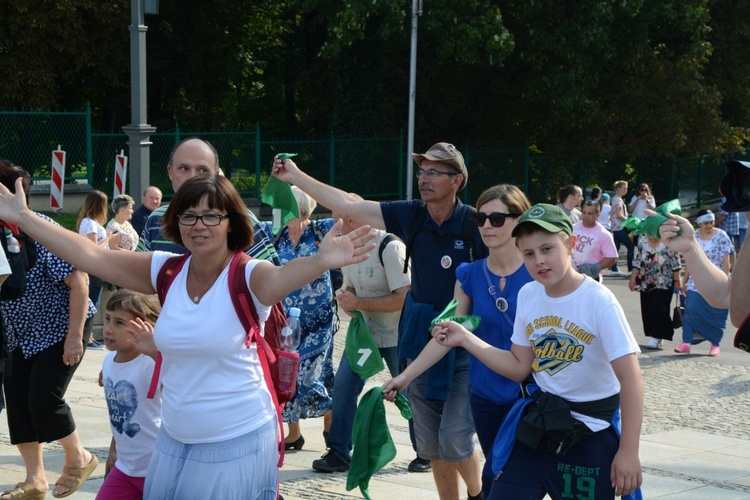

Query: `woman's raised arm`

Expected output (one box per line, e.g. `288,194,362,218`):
1,178,154,293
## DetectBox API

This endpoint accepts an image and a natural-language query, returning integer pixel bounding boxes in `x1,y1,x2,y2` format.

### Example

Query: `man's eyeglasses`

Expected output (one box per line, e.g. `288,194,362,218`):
415,168,459,180
177,213,229,226
473,212,518,228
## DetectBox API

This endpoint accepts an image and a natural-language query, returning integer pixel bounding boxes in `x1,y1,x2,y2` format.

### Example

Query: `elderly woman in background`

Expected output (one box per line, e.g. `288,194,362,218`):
674,209,734,356
0,173,373,499
106,194,139,251
259,186,337,450
0,161,98,499
628,233,682,349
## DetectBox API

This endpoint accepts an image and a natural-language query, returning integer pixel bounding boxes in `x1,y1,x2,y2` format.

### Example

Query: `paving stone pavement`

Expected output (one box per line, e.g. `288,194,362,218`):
3,261,750,498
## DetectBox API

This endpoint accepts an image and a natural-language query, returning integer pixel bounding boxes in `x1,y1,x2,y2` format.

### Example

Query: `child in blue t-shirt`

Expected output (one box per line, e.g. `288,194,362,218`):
97,291,161,500
434,203,643,500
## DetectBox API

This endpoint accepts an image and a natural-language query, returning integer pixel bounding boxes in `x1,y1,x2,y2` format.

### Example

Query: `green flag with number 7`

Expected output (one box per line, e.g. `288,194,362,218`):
345,311,385,379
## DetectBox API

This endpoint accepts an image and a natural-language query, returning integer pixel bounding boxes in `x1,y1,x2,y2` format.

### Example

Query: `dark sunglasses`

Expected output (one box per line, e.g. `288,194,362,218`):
473,211,517,228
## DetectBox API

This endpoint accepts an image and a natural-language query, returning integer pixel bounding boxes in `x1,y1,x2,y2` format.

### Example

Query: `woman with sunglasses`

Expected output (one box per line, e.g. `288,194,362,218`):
384,184,532,498
627,183,655,219
0,174,375,499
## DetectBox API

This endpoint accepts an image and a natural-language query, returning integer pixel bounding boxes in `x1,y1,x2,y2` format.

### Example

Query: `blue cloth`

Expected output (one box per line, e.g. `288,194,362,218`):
492,385,642,500
137,205,280,265
380,199,488,309
457,260,532,404
268,219,338,422
682,290,728,346
144,420,278,499
399,292,456,401
328,347,399,461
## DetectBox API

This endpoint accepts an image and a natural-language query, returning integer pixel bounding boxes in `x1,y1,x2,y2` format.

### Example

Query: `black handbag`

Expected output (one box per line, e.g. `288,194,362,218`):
672,293,684,329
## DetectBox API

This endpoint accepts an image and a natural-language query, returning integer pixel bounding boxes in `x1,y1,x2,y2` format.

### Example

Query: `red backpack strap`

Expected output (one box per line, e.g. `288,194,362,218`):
147,254,190,399
227,252,285,467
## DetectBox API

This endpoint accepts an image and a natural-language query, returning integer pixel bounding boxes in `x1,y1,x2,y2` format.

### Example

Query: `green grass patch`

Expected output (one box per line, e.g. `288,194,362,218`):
40,212,78,231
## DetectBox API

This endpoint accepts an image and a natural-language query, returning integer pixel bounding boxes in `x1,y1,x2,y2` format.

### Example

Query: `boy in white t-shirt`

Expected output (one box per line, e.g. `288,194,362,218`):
97,291,162,500
433,203,643,499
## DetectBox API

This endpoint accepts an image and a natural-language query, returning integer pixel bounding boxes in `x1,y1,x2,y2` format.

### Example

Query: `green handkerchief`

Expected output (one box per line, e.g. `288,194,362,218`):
655,199,682,216
260,175,299,234
345,311,385,379
277,153,298,160
430,298,481,331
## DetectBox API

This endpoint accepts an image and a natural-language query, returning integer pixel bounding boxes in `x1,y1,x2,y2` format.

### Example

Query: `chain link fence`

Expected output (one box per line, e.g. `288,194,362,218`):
1,107,748,210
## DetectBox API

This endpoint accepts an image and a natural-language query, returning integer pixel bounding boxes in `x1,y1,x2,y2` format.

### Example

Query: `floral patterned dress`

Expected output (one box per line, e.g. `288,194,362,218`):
260,219,336,422
632,238,681,340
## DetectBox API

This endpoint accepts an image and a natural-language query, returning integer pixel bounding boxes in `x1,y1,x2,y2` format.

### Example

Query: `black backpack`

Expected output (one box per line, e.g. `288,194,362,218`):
0,221,37,301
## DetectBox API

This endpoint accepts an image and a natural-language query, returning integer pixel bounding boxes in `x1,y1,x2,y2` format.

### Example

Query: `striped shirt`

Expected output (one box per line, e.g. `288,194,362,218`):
136,205,280,265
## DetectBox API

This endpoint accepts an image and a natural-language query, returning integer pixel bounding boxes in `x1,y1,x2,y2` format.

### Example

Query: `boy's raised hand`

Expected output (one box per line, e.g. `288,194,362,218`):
127,318,157,359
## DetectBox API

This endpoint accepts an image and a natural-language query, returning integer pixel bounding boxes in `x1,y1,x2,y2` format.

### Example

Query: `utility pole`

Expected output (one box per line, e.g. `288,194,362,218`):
122,0,159,198
405,0,423,200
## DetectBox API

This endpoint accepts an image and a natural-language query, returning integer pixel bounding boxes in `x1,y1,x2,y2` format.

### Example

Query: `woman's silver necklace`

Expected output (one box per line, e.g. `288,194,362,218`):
189,262,222,304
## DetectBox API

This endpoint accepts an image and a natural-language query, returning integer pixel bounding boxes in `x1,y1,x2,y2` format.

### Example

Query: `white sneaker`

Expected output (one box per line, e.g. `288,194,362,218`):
646,338,663,349
610,270,627,277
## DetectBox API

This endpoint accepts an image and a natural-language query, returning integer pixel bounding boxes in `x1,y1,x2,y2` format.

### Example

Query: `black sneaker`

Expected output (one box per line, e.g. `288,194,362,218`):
408,456,431,472
312,451,350,473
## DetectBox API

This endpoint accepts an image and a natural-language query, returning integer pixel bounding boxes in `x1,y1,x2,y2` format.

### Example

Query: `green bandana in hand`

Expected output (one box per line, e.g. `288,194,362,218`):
347,387,412,499
655,199,682,216
345,311,385,379
622,198,683,239
261,174,299,235
430,298,481,332
277,153,298,161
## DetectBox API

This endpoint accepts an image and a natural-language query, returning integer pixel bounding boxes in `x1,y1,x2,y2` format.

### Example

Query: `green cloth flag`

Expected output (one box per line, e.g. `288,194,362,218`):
655,199,682,216
621,198,683,239
430,298,481,332
277,152,298,161
260,174,299,235
347,387,412,499
345,311,385,379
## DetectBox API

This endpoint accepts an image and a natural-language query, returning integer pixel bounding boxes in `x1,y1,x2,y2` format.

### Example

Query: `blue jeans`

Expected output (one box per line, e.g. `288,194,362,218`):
470,394,514,499
611,228,634,272
328,346,399,461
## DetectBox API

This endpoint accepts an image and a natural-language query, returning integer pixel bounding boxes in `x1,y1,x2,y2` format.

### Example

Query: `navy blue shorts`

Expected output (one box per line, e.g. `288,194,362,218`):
489,426,619,500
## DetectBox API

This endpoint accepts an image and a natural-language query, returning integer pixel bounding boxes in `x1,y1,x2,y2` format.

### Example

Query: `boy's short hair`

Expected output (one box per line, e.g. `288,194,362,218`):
512,203,573,238
106,290,162,326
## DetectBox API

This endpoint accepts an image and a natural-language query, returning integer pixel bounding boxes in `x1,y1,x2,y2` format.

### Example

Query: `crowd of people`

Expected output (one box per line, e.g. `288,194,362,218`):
0,138,747,500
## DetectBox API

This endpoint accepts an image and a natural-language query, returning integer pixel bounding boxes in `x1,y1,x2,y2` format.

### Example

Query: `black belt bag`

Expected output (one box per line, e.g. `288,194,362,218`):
516,390,620,457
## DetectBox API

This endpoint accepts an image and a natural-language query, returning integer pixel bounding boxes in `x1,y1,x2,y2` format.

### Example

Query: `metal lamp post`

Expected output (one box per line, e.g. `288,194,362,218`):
405,0,422,201
122,0,159,198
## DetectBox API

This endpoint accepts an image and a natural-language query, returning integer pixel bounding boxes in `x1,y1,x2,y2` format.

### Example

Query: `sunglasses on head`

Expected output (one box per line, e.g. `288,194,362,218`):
473,211,517,228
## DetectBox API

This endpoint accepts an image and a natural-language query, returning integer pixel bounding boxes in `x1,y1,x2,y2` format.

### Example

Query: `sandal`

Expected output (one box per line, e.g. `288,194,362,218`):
51,453,99,498
1,482,46,500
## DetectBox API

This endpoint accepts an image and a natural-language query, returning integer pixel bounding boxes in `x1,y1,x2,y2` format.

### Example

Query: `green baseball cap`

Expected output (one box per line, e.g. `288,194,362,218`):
511,203,573,237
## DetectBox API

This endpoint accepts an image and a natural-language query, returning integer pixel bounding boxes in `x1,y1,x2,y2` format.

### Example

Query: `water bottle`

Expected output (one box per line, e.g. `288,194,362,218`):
279,307,301,353
4,229,20,254
277,307,301,398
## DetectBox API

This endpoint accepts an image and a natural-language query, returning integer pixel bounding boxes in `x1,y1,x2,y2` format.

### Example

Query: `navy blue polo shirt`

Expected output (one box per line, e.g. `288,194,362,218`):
381,199,487,309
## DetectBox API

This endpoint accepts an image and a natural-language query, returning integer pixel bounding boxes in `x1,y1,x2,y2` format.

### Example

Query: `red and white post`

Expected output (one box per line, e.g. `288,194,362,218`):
113,150,128,199
50,145,66,211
